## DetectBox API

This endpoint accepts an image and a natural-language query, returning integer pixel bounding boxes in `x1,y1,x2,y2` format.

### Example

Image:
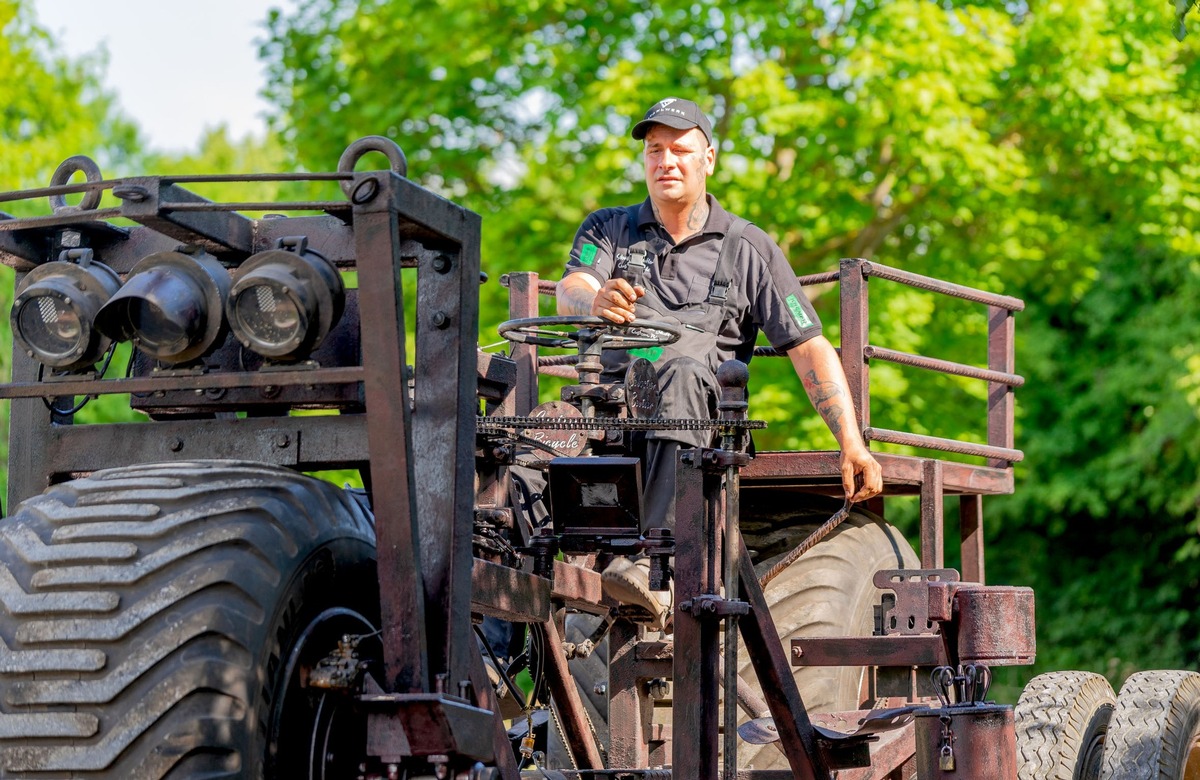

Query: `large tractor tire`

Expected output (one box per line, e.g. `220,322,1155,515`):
0,460,379,780
736,507,920,771
1098,670,1200,780
1015,670,1115,780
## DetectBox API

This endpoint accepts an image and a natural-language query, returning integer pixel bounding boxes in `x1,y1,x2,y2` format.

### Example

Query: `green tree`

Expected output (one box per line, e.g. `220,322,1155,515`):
1,1,301,493
0,0,142,495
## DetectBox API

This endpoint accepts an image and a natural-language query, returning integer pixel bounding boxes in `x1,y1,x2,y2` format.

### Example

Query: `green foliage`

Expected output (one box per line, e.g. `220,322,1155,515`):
0,0,144,495
1175,0,1198,40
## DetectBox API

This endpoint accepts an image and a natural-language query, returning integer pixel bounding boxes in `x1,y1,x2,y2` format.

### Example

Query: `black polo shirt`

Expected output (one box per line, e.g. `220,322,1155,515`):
563,195,822,365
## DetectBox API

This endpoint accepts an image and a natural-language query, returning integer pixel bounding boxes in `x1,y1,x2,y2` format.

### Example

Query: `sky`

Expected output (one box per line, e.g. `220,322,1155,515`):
32,0,295,153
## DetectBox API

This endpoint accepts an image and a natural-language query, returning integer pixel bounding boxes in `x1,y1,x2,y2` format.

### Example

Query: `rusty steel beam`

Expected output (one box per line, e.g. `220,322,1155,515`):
987,305,1018,469
504,272,541,415
737,535,826,780
411,221,483,702
0,366,364,401
740,451,1015,497
960,495,986,584
671,454,723,780
607,619,652,769
541,618,605,770
792,635,950,668
921,459,946,569
839,258,871,430
44,415,368,476
353,171,428,695
470,559,551,623
550,560,606,613
116,177,254,256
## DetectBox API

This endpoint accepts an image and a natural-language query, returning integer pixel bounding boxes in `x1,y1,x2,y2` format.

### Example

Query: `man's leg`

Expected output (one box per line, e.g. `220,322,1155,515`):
641,356,719,531
602,357,717,627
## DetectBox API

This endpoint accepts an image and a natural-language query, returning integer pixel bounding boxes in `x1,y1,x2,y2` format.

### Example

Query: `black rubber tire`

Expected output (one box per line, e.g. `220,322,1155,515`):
736,509,920,771
0,460,379,779
1098,670,1200,780
1015,671,1116,780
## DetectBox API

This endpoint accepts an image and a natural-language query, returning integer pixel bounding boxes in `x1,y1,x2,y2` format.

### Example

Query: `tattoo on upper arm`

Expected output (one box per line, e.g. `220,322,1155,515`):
803,370,845,436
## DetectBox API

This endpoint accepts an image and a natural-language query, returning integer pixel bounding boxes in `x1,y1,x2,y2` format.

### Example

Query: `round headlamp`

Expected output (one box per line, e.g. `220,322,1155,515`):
11,249,121,371
226,237,344,362
95,249,230,365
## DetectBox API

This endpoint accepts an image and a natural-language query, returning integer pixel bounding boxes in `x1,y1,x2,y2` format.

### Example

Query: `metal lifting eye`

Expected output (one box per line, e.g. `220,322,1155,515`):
94,249,230,365
11,249,121,372
226,236,344,362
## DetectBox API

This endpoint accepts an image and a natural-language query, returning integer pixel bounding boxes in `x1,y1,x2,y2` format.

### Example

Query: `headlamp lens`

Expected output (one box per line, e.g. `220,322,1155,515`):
17,295,84,359
226,241,343,362
233,281,306,351
11,252,121,371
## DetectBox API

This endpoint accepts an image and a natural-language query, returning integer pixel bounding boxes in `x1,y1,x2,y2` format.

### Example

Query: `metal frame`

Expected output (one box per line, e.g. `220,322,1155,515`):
0,150,1032,778
0,160,504,773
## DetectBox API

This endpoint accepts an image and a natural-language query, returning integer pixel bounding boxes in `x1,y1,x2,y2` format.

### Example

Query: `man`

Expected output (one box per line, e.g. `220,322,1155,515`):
557,97,881,625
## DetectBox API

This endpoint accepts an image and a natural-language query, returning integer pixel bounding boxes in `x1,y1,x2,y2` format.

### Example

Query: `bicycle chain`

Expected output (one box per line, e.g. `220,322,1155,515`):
477,415,766,432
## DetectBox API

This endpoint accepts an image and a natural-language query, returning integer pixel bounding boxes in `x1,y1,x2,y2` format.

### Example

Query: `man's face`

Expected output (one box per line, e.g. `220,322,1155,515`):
642,125,715,208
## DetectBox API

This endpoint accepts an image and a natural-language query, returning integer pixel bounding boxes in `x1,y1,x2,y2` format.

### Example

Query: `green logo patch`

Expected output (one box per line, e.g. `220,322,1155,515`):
629,346,665,362
579,243,598,266
786,294,814,328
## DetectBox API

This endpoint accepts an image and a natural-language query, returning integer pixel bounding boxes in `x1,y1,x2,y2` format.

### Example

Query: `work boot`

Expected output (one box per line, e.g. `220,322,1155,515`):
601,557,672,631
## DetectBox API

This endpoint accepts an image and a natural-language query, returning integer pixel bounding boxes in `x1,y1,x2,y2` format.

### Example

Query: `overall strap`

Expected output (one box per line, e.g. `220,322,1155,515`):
708,217,750,307
616,204,651,281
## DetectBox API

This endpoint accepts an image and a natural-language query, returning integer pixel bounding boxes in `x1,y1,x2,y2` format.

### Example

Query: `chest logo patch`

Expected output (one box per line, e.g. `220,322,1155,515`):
786,294,814,328
579,243,598,266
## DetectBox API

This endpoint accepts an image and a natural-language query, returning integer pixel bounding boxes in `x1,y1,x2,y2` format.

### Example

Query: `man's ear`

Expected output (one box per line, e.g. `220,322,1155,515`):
705,144,717,175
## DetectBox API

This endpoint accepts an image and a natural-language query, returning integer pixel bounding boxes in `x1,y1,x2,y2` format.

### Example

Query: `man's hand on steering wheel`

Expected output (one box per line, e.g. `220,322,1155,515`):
592,279,645,323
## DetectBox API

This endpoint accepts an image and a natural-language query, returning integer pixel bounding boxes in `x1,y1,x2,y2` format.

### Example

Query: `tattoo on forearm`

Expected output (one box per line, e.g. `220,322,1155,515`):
562,286,597,315
803,370,845,436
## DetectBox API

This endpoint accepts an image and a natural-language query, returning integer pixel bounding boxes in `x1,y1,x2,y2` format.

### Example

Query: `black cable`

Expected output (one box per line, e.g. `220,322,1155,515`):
473,624,530,713
38,342,118,415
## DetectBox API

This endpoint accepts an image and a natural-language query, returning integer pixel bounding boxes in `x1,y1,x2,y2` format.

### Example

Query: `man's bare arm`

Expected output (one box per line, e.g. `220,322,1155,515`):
787,335,882,502
556,274,644,323
557,274,602,316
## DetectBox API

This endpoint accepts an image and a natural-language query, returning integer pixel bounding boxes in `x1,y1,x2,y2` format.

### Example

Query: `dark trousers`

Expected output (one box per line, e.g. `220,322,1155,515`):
642,357,718,532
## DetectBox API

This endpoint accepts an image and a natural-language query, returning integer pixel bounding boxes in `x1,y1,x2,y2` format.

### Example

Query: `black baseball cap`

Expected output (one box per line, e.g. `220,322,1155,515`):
631,97,713,145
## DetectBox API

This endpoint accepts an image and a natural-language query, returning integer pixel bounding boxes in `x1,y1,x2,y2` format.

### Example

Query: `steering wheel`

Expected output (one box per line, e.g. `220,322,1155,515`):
498,315,681,351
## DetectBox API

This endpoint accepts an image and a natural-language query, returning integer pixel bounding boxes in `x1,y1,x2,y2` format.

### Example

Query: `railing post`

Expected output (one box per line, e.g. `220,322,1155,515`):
960,494,985,584
839,258,870,431
987,305,1016,469
505,271,540,416
920,459,945,569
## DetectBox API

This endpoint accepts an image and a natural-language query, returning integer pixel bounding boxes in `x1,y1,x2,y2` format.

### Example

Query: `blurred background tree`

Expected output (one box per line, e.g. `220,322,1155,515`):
3,0,1199,697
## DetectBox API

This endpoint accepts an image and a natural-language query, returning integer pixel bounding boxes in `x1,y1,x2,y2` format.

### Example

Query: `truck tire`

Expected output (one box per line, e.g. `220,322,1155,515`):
736,509,919,771
1098,670,1200,780
0,460,379,780
1015,671,1115,780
